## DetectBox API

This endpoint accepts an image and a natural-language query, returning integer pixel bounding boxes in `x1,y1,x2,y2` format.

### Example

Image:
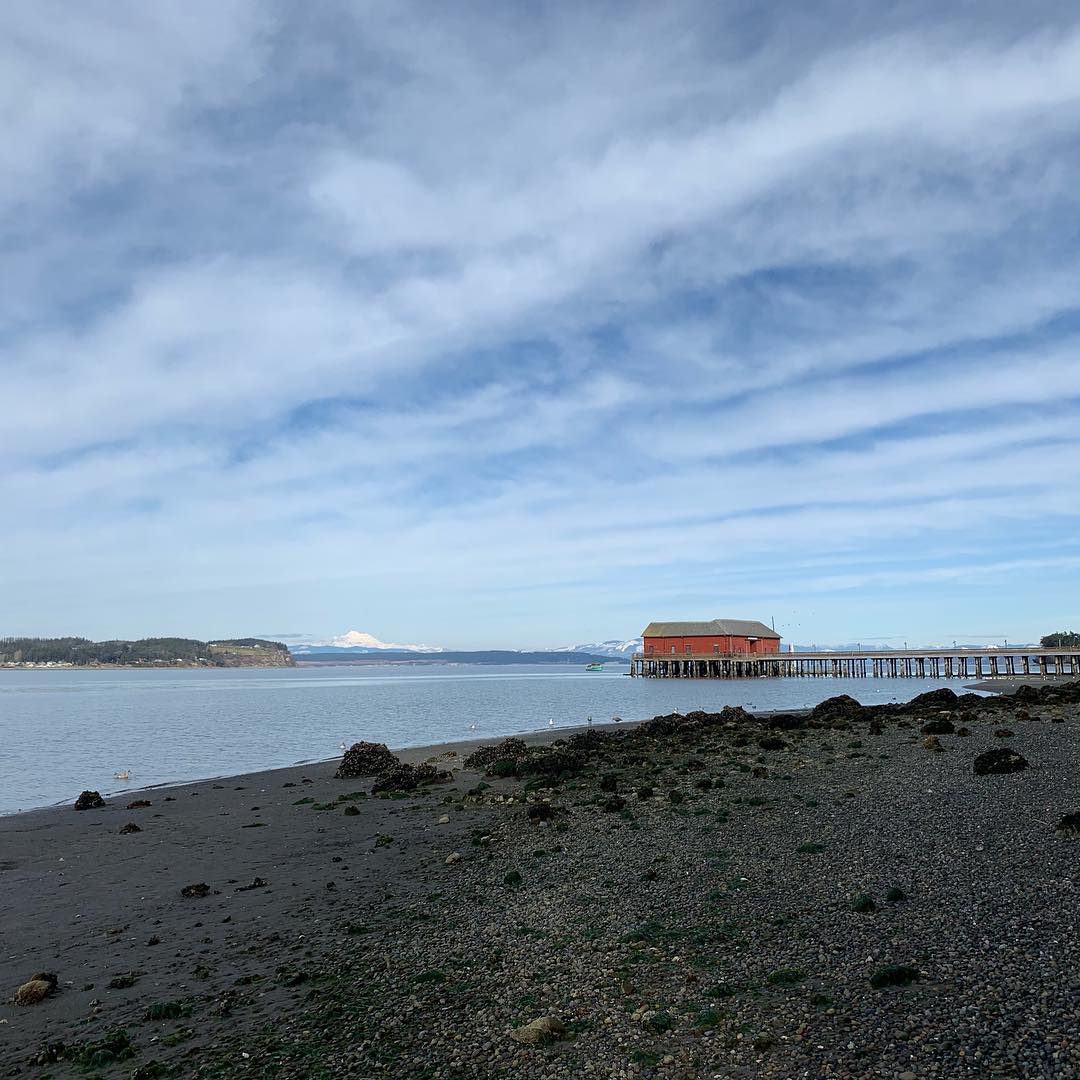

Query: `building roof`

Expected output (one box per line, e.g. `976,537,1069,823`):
641,619,780,639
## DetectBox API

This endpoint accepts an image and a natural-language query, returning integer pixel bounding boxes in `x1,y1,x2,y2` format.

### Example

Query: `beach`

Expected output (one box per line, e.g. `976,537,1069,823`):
1,685,1078,1078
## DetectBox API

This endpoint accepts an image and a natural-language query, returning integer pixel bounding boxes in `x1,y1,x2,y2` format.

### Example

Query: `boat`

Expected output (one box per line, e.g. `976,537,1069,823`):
585,662,604,671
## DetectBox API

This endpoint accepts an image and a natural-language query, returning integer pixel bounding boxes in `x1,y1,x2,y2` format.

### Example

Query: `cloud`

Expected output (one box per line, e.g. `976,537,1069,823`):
3,1,1080,645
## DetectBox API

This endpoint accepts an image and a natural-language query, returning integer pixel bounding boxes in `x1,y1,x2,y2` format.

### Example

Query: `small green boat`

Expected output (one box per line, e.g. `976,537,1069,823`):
585,662,604,671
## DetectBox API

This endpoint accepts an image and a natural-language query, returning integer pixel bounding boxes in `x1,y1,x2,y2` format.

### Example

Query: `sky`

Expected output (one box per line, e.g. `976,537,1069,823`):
3,0,1080,650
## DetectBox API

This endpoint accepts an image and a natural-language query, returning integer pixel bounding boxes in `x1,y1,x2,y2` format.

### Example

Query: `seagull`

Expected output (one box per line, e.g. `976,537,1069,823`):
548,717,555,726
338,742,347,752
612,715,622,723
468,722,477,732
113,770,131,781
587,715,593,724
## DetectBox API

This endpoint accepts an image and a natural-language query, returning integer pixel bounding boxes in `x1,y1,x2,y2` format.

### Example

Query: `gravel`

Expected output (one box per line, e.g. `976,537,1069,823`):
13,685,1080,1079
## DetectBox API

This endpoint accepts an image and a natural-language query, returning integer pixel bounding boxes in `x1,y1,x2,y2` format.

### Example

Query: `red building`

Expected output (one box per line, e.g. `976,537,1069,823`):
642,619,781,657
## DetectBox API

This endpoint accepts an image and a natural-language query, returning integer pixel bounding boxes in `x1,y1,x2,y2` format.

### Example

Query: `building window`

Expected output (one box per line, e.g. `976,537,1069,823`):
646,644,653,656
670,645,676,654
685,644,692,655
713,644,719,654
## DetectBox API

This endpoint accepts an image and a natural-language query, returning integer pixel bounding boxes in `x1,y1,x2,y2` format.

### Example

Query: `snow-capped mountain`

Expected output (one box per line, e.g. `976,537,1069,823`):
555,637,642,658
293,630,444,654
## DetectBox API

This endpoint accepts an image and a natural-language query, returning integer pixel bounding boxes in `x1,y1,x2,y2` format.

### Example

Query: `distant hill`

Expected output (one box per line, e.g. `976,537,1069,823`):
292,647,627,666
0,636,295,668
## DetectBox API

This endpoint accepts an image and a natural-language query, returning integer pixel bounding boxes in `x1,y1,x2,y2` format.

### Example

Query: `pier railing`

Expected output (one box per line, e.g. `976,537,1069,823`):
629,648,1080,679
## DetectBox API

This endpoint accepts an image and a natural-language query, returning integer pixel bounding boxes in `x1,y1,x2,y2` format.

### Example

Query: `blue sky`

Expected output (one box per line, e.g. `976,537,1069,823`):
4,0,1080,649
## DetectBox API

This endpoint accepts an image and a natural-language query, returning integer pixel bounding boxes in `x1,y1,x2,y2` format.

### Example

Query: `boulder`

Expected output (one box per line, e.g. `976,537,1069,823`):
973,747,1029,776
335,742,398,779
14,972,57,1006
74,790,105,811
1013,684,1040,703
920,717,955,735
509,1016,567,1046
118,822,142,835
906,688,958,711
1054,812,1080,838
766,713,808,730
922,736,945,752
180,882,211,898
464,738,529,771
809,695,864,724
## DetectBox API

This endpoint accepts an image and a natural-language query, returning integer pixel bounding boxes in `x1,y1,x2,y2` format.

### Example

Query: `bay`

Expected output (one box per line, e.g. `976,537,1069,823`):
0,663,971,815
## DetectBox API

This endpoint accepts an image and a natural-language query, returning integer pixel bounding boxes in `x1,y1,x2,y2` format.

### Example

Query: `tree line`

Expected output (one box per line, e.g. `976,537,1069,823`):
0,636,289,665
1040,631,1080,648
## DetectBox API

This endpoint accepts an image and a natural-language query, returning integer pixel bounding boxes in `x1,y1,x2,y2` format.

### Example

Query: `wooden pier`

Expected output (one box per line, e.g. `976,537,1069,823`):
630,647,1080,680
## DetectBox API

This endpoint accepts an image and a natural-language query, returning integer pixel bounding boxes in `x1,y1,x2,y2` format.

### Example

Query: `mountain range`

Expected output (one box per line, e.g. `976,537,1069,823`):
289,630,632,665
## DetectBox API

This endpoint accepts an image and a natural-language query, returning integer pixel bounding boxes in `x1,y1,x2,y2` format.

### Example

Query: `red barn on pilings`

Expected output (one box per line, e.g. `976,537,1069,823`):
641,619,781,657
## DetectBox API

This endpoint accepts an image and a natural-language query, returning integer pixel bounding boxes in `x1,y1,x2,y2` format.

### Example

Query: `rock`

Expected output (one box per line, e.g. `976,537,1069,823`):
906,688,958,710
343,805,361,816
335,741,398,779
922,736,945,752
107,972,139,989
757,735,787,751
920,717,955,735
181,882,211,898
372,761,451,793
1054,812,1080,837
809,695,864,724
527,802,555,823
602,795,627,812
445,852,461,865
767,713,807,730
14,972,57,1006
437,814,450,824
126,799,152,809
118,822,142,834
464,737,530,771
237,877,268,891
509,1016,567,1046
74,790,105,810
1013,684,1040,703
993,729,1015,738
973,748,1029,776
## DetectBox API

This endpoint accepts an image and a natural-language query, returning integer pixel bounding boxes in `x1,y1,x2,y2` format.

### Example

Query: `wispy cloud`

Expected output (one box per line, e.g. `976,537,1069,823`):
3,1,1079,645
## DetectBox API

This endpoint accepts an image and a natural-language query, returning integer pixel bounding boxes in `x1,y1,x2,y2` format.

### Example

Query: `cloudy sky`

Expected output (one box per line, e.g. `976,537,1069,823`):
4,0,1080,648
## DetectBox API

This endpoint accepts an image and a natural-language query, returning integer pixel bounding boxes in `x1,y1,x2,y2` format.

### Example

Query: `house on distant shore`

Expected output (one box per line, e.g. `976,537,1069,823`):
641,619,781,657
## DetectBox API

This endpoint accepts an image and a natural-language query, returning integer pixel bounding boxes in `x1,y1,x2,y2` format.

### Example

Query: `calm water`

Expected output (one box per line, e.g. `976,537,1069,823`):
0,664,973,815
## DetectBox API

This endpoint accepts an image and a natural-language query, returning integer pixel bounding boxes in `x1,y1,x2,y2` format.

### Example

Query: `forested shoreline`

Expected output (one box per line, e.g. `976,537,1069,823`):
0,637,293,667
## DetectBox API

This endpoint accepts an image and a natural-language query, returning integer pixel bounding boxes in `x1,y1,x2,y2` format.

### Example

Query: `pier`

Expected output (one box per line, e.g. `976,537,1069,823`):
629,647,1080,679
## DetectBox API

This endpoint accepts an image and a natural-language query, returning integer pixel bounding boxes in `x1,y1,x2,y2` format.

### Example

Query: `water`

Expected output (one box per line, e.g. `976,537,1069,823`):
0,664,971,815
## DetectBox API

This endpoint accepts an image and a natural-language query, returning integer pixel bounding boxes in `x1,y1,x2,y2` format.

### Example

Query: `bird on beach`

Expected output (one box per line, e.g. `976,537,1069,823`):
612,714,622,723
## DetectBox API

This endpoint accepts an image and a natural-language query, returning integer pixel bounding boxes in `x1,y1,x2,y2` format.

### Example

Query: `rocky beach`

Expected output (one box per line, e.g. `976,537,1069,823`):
2,683,1078,1079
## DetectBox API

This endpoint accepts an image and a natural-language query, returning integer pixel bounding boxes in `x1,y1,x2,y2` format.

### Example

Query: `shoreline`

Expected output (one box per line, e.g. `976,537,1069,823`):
1,683,1077,1076
4,678,1004,820
15,718,650,820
